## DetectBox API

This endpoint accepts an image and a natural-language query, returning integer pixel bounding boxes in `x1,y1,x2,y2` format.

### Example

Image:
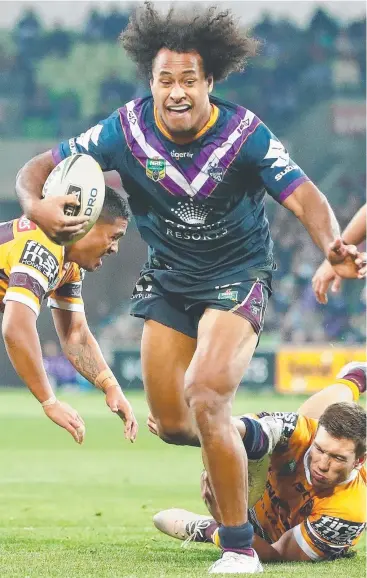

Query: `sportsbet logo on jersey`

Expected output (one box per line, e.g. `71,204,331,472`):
20,241,58,283
146,158,166,182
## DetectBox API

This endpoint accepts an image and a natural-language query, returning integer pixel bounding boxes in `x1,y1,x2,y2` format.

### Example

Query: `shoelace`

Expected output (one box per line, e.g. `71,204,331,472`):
182,518,213,548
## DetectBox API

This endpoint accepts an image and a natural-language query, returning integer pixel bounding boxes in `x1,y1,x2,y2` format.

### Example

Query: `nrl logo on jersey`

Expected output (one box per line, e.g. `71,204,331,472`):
146,157,166,182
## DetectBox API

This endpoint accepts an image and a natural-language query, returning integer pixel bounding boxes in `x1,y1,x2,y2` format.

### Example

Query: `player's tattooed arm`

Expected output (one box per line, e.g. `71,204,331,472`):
63,327,102,383
52,308,139,442
52,309,108,383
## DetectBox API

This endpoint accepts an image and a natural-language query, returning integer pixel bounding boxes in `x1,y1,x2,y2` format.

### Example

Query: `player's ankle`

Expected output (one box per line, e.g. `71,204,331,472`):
217,521,254,550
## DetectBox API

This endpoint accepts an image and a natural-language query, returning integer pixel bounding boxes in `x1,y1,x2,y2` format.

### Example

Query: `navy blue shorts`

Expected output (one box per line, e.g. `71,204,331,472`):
130,274,271,339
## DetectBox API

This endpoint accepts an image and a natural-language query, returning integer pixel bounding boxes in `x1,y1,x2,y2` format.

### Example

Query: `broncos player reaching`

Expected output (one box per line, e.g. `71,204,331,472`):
1,188,137,444
15,3,365,574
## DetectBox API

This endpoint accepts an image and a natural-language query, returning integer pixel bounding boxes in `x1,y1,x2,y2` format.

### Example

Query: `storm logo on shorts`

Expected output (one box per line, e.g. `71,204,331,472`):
146,158,166,182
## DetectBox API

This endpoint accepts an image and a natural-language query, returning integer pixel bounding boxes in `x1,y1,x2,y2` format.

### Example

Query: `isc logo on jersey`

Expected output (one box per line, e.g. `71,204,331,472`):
20,241,58,283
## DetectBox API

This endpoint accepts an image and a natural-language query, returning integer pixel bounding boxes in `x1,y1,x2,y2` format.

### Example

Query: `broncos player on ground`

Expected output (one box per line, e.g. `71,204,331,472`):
1,187,137,444
15,3,365,574
153,363,366,563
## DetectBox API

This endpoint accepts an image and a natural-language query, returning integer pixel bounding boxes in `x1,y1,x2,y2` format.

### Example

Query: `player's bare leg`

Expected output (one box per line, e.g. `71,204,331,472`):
298,362,366,419
184,308,262,571
141,320,198,445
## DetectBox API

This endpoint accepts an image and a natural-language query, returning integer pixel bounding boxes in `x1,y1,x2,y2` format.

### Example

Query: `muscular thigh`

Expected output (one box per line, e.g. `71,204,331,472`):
141,319,196,425
185,308,258,400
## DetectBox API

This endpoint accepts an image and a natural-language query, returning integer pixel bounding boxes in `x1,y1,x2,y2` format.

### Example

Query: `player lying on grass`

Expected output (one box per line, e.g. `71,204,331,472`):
313,203,367,304
153,362,366,564
1,187,138,444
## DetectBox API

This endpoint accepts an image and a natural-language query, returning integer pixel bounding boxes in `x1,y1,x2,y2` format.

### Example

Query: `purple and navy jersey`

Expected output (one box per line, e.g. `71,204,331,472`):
53,95,310,291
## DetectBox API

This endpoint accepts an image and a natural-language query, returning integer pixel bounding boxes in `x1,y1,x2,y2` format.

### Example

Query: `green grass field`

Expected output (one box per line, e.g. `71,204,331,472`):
0,390,365,578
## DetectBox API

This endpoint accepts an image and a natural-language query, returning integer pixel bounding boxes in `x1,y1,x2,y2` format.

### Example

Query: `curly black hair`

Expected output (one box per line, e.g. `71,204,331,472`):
121,2,260,82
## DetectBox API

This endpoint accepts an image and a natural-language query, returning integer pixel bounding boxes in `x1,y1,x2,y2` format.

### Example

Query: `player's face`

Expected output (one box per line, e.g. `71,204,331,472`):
150,48,213,141
66,217,128,271
309,426,364,490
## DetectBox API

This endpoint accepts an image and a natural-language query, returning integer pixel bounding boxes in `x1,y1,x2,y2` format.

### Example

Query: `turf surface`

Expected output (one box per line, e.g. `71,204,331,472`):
0,390,365,577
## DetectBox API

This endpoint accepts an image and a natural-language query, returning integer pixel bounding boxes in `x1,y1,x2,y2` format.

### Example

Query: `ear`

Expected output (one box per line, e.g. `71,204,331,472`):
354,453,366,470
207,75,214,94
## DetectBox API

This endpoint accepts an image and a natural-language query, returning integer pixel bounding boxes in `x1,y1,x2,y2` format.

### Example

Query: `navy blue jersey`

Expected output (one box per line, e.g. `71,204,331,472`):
53,95,310,291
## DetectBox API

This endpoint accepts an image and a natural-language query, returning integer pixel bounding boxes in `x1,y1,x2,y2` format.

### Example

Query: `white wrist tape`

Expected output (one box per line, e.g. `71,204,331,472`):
41,396,58,407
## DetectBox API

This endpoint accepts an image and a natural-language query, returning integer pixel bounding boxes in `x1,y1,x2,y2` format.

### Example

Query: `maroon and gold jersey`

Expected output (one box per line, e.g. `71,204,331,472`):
250,412,366,560
0,217,84,316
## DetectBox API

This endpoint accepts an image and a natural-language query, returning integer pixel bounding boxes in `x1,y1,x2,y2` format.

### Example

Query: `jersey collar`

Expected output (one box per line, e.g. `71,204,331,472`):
154,104,219,143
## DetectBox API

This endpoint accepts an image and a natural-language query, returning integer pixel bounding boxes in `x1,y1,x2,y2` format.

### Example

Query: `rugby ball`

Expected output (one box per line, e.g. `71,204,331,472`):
42,154,105,244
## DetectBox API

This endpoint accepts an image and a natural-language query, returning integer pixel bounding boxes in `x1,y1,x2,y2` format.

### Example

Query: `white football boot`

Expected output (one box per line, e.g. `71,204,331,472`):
208,550,263,574
153,508,215,545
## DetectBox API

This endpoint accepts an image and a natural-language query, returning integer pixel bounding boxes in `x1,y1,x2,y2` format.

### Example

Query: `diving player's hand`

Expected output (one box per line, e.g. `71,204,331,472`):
327,238,364,280
43,400,85,444
31,195,89,244
105,386,138,442
312,259,342,304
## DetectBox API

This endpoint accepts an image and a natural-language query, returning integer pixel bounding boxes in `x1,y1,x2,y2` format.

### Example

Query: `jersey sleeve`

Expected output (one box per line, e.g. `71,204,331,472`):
52,110,125,171
48,263,84,312
242,120,311,203
3,232,61,317
293,511,366,560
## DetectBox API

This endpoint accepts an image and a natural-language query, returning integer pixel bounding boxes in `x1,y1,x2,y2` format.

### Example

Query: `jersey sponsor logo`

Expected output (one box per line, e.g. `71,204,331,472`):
264,138,290,168
9,272,43,298
170,200,211,226
20,241,59,284
146,158,166,182
273,412,299,441
75,124,103,151
218,288,239,301
311,516,366,546
17,216,37,232
274,165,297,181
170,150,194,159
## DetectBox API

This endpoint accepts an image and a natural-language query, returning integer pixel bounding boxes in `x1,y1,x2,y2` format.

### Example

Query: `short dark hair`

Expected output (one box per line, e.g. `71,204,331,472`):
318,402,366,458
121,2,260,82
99,186,131,223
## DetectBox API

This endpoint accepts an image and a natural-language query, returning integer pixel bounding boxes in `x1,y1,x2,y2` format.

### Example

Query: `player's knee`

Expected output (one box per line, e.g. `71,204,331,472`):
156,418,193,446
184,375,231,418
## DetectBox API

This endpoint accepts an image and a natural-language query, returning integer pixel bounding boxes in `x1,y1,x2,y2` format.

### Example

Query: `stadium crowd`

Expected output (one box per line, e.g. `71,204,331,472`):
0,6,365,350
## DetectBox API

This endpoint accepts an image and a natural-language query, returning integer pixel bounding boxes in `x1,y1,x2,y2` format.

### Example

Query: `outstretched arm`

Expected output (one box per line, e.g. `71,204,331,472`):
52,308,138,442
2,301,85,443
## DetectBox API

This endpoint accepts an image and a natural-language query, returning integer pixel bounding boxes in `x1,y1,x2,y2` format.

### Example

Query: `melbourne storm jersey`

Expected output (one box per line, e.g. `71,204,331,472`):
53,95,310,291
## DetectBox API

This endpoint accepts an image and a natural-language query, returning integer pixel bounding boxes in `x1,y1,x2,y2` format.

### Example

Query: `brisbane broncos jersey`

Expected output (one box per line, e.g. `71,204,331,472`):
0,216,84,316
249,412,366,560
53,95,310,292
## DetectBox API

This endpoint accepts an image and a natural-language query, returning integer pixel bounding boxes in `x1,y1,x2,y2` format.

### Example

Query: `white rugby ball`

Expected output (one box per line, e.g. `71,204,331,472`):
42,154,105,244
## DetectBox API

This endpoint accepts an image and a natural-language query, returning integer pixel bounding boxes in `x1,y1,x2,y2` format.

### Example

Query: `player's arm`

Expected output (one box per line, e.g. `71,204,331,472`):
312,203,367,303
52,307,138,442
244,120,362,280
2,301,85,444
282,182,362,280
15,113,125,244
